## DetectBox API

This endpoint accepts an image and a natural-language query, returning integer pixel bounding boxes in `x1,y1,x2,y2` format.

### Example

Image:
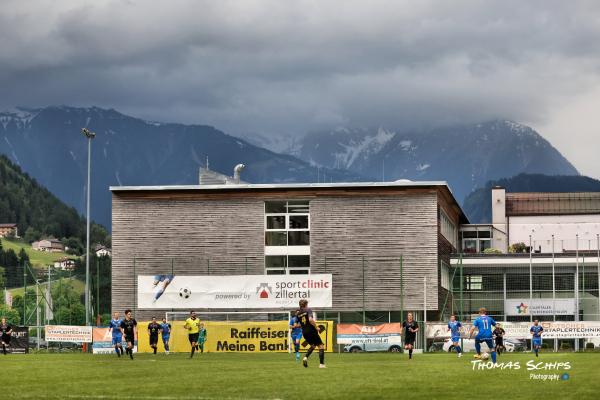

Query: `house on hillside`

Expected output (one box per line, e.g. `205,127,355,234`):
54,257,76,271
32,238,64,252
94,244,112,257
0,223,18,238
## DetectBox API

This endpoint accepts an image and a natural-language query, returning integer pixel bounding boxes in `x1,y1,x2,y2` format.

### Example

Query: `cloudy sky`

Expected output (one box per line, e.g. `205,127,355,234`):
1,0,600,177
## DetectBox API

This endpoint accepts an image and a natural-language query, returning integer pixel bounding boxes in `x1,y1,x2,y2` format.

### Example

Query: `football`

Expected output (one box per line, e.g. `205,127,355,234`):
481,352,490,360
179,287,192,299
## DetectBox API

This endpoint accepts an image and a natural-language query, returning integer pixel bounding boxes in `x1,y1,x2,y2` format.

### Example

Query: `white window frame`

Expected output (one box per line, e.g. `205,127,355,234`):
440,209,457,248
264,201,311,274
440,261,451,290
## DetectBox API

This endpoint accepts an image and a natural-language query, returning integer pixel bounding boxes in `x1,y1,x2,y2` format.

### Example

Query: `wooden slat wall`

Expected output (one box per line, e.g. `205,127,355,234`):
111,197,265,319
112,189,444,318
309,194,439,311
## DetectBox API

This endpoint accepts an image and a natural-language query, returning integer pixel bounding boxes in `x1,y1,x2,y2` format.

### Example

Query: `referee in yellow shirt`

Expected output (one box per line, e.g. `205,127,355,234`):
184,310,202,358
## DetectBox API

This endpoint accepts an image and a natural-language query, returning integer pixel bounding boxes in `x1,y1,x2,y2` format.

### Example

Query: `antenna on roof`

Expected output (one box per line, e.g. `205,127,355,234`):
206,156,209,171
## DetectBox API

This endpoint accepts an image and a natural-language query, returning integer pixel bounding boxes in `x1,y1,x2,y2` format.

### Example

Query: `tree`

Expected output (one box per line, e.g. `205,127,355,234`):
0,305,20,325
0,266,6,290
23,227,41,244
18,248,29,266
509,242,528,253
2,249,20,287
63,237,84,256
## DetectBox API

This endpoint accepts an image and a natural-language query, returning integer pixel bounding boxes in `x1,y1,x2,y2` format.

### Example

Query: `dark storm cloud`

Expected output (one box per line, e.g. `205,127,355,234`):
2,0,600,156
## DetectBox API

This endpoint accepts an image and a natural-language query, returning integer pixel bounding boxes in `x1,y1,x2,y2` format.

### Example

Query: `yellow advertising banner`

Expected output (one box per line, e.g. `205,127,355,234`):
137,320,333,353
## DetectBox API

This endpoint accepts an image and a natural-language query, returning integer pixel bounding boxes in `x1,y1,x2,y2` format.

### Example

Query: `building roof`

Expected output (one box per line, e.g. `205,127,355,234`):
111,180,449,192
0,223,17,228
506,192,600,216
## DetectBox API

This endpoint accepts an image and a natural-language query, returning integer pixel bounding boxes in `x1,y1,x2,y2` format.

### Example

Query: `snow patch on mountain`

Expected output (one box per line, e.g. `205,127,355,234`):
0,107,40,128
333,127,395,169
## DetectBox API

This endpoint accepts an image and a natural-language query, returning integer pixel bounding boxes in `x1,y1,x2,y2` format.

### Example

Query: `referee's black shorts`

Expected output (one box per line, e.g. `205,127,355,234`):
189,333,200,344
149,335,159,346
1,334,10,344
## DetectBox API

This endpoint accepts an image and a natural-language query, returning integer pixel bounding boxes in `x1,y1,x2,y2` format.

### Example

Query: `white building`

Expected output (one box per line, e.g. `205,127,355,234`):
460,188,600,254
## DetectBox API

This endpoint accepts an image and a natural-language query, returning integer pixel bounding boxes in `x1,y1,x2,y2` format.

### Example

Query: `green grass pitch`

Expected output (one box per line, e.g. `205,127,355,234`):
1,352,598,399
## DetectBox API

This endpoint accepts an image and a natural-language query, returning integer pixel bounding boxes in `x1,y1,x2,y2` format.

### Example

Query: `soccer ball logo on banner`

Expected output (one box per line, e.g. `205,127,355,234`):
179,287,192,299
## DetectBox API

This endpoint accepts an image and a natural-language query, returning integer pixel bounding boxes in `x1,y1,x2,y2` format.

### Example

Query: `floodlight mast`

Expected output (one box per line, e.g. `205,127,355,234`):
81,128,95,328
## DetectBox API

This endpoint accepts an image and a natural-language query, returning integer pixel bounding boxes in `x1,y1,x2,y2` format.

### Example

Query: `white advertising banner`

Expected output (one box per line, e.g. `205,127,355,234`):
426,321,600,339
45,325,93,343
501,321,600,339
138,274,332,309
504,299,576,316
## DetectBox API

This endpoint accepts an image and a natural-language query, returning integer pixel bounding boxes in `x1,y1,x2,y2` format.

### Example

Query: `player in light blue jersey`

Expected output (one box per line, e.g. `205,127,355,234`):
289,311,303,361
447,314,462,357
530,320,544,357
469,307,497,363
160,318,171,354
108,312,124,357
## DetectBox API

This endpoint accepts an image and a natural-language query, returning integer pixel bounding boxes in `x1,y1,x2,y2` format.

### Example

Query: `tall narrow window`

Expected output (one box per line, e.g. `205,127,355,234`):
264,201,310,274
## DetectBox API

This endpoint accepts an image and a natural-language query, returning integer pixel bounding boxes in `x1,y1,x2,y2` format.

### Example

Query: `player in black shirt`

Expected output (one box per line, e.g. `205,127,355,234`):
148,317,161,355
120,309,137,360
401,312,419,360
493,324,506,355
0,318,12,355
296,299,325,369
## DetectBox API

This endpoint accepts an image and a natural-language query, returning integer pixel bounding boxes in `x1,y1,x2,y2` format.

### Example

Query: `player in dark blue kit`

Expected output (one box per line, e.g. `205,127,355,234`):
530,320,544,357
108,312,124,357
148,317,161,355
469,307,497,363
120,309,137,360
447,315,462,357
296,299,325,369
160,318,171,355
289,312,302,361
402,313,419,360
0,318,12,355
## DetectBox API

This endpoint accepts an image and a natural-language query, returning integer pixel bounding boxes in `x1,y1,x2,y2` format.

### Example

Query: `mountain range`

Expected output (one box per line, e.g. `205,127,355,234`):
273,121,579,203
0,106,363,229
0,106,581,229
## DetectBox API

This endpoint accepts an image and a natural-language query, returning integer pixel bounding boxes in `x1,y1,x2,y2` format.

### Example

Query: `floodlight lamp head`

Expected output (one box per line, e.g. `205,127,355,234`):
81,128,96,139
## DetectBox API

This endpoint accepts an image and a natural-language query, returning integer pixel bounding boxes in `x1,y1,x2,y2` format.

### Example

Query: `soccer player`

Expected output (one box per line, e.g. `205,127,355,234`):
0,318,12,355
447,314,462,357
184,310,201,358
296,299,325,368
148,317,161,355
493,323,506,355
159,318,171,354
469,307,497,363
401,312,419,360
289,311,302,361
108,312,124,357
198,323,207,353
530,320,544,357
120,309,137,360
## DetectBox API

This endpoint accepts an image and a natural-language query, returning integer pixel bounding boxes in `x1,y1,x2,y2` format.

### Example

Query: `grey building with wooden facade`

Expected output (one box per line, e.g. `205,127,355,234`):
110,181,468,322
